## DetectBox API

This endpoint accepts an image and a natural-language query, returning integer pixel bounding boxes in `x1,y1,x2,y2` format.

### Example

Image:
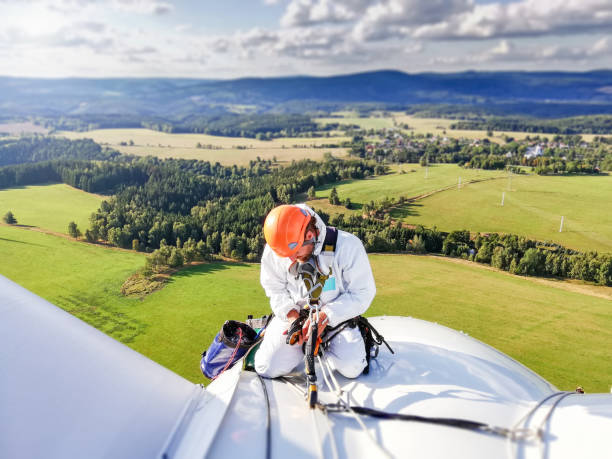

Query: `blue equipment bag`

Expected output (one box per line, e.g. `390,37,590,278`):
200,320,258,379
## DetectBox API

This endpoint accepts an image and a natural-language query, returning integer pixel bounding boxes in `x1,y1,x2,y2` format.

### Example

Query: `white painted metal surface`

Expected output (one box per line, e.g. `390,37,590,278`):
203,316,612,459
2,274,612,459
0,275,198,459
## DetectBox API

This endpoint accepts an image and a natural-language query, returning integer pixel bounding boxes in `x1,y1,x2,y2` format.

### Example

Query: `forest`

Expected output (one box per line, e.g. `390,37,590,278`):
450,115,612,135
33,113,325,138
0,136,121,166
1,136,610,285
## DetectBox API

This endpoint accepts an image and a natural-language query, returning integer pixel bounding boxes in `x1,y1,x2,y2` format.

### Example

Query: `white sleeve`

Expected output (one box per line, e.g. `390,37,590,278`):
260,245,297,321
323,235,376,327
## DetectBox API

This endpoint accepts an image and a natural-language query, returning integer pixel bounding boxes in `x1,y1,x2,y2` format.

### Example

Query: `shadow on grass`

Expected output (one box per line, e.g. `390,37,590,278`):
0,182,62,190
389,202,423,219
167,261,251,283
316,178,364,192
0,236,46,246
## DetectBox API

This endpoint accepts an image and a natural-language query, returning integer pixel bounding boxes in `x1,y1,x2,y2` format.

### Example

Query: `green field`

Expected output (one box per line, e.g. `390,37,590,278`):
308,165,612,253
56,129,350,165
315,115,395,130
0,183,104,234
0,225,145,342
316,112,610,142
0,225,268,381
312,164,506,206
1,225,611,391
393,114,610,142
398,173,612,253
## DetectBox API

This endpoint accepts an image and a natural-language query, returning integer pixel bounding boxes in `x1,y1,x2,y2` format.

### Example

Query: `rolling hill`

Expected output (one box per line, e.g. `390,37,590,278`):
2,70,612,118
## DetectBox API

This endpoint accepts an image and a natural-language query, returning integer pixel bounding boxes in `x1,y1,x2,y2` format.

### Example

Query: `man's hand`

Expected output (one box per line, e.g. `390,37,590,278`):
284,308,308,345
301,310,328,344
287,309,300,321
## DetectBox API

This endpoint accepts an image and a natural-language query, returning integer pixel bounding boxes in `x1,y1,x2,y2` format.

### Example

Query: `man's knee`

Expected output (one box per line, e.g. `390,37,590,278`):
254,352,293,378
335,358,366,379
254,359,281,378
254,333,302,378
325,326,366,378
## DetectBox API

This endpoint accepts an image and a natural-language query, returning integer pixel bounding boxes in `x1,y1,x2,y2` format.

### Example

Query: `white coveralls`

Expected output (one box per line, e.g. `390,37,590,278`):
255,204,376,379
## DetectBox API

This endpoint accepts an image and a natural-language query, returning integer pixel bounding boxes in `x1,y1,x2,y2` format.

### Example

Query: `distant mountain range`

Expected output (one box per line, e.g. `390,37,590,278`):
1,70,611,119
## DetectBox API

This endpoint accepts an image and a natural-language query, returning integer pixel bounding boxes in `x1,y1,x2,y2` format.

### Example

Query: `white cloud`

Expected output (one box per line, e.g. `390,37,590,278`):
413,0,612,40
352,0,473,42
278,0,612,44
0,0,610,77
281,0,371,27
431,37,612,66
175,24,192,33
110,0,174,15
32,0,174,15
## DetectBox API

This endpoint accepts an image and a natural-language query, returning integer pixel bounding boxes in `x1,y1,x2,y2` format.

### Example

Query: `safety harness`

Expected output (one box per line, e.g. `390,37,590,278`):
321,316,394,374
290,226,394,376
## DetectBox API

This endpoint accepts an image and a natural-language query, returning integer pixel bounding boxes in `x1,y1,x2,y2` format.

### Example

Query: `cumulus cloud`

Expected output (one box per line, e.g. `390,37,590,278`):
110,0,174,15
352,0,473,42
0,19,115,53
431,37,612,66
2,0,610,77
225,25,358,61
281,0,371,27
73,21,107,33
51,34,114,51
39,0,174,15
278,0,612,44
412,0,612,40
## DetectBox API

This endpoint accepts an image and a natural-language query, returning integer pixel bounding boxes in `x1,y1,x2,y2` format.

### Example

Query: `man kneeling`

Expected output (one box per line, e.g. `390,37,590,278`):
255,204,376,379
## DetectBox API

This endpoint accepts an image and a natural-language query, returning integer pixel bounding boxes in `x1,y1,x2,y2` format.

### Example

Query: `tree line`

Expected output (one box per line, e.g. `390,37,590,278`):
32,113,328,138
143,113,324,138
444,231,611,286
349,133,611,172
2,135,609,286
90,158,378,264
0,136,121,167
450,115,612,135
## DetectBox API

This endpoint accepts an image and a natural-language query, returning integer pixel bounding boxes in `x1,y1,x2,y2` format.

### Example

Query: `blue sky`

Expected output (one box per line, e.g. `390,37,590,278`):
1,0,611,78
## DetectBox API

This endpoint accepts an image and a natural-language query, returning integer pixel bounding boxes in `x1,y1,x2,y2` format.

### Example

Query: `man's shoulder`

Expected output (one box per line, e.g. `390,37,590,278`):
336,229,365,250
262,245,290,268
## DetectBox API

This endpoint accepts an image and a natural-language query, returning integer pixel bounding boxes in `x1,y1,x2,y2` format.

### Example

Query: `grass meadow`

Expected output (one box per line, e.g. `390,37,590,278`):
55,118,609,167
311,164,506,205
56,129,350,165
308,165,612,253
0,183,104,234
396,173,612,253
315,115,395,130
1,225,611,391
0,122,50,135
316,112,610,143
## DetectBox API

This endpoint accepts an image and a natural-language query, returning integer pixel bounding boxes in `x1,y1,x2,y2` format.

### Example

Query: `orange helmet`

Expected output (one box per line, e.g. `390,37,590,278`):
264,205,312,258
